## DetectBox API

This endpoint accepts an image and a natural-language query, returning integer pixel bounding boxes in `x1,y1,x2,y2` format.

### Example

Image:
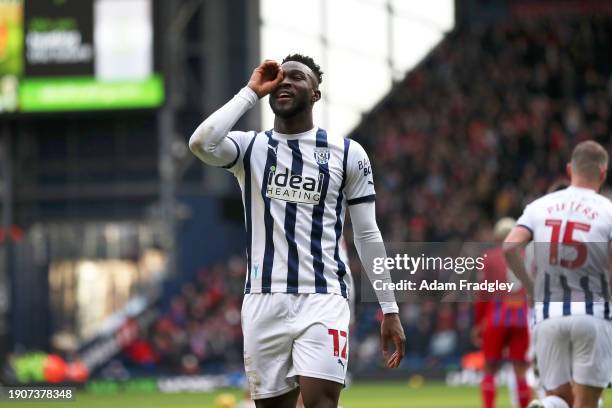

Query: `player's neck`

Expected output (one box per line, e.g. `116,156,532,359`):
274,112,314,135
570,179,600,192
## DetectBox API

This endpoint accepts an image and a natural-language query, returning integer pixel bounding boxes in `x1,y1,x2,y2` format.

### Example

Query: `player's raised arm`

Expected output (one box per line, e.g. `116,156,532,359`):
188,60,283,166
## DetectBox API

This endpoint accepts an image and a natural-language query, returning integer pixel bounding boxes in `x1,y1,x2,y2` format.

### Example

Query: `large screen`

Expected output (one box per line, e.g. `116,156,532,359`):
0,0,163,113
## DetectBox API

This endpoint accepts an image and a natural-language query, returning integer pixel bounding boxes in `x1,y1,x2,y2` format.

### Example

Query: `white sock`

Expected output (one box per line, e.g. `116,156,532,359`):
541,395,570,408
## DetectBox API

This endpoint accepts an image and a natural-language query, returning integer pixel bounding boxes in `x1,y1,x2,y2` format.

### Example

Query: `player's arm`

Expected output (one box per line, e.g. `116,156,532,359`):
344,139,405,368
188,60,283,166
349,201,405,368
609,241,612,279
471,255,491,346
502,226,534,300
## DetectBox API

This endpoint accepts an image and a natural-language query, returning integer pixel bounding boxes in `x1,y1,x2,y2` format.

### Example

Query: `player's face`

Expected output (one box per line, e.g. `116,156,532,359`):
269,61,320,119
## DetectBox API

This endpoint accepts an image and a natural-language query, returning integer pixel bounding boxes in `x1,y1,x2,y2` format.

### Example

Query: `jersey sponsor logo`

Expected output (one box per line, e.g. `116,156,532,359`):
314,147,330,165
266,166,324,205
358,159,371,176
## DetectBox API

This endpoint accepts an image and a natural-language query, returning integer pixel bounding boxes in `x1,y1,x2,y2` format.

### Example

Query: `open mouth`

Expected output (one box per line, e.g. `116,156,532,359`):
275,91,294,101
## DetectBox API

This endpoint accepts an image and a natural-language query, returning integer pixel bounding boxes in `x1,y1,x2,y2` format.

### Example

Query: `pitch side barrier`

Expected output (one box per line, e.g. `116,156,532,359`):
78,297,160,374
359,242,611,305
1,296,160,386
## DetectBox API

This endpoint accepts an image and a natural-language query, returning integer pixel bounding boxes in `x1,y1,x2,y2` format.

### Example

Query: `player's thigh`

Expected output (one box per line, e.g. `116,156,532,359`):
299,375,343,408
482,324,506,364
507,326,530,365
242,294,297,399
292,322,348,384
572,383,603,408
254,387,300,408
509,330,530,380
533,318,572,391
291,295,351,385
545,383,574,407
570,316,612,389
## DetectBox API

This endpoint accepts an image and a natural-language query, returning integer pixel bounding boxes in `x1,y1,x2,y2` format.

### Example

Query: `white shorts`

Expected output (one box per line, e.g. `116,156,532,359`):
241,293,350,400
533,315,612,389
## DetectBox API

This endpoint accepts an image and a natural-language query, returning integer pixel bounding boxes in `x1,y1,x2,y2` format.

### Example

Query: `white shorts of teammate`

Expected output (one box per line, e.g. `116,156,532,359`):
241,293,350,400
533,315,612,390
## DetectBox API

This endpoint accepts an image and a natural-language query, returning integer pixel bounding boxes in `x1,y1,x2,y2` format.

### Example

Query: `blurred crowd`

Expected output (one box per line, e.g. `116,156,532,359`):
356,17,612,242
119,16,612,376
116,257,245,376
349,15,612,372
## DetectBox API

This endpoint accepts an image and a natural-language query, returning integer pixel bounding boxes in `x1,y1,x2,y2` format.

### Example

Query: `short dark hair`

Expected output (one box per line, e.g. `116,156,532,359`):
282,53,323,85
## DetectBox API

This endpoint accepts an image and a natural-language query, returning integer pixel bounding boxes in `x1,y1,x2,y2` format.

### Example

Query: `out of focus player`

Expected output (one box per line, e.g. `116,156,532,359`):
189,55,405,407
504,141,612,408
474,217,531,408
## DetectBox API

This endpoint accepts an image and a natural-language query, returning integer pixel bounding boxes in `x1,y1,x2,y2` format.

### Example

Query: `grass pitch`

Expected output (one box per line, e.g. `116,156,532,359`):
4,382,518,408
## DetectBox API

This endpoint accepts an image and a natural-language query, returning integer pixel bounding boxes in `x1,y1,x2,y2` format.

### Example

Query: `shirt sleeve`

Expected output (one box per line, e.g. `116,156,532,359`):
348,201,399,314
188,86,258,170
516,203,535,237
224,130,256,174
344,140,376,205
606,202,612,241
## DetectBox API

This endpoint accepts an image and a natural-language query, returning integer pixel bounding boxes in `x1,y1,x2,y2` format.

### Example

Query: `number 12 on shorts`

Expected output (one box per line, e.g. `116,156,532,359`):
328,329,347,358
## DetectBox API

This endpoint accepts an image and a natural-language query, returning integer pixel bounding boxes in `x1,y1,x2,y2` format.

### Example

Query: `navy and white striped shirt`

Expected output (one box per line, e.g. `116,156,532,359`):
517,186,612,322
223,127,375,298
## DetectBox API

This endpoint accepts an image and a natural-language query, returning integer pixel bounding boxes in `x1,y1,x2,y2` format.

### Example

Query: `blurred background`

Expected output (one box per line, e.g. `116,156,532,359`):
1,0,611,406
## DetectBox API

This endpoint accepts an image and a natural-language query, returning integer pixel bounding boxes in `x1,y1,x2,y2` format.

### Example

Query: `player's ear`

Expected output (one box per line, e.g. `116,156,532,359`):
566,163,572,179
312,89,321,104
600,165,607,183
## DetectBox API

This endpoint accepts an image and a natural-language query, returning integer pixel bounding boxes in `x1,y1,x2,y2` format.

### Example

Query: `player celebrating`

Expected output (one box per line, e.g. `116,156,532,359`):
189,55,405,408
474,217,531,408
503,141,612,408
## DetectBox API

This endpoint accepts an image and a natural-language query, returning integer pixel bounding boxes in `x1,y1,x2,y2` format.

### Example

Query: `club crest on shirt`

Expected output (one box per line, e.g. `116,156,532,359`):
313,147,330,165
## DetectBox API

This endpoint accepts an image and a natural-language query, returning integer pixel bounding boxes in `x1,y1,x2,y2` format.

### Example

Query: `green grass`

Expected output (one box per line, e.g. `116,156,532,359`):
341,382,514,408
2,382,518,408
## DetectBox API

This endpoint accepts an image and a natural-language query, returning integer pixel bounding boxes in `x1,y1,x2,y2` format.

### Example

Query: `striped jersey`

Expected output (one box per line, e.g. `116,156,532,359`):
517,186,612,322
221,127,375,298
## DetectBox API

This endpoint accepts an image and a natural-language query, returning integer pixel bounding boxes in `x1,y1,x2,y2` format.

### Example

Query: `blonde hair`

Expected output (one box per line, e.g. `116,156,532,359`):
494,217,515,240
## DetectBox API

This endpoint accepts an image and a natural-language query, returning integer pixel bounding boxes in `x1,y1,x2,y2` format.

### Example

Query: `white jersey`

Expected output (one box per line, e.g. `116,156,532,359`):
517,186,612,322
222,127,374,298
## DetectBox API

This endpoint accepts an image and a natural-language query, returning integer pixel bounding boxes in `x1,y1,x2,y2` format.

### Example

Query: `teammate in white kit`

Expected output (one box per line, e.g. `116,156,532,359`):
189,55,405,407
503,141,612,408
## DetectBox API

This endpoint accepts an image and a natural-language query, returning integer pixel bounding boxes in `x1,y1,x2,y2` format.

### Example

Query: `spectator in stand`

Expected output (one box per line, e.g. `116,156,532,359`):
353,17,612,243
350,15,612,375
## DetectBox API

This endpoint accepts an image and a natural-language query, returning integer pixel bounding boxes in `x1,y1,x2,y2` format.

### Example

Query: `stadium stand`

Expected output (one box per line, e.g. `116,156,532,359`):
116,256,246,376
354,16,612,242
112,15,612,378
350,14,612,374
